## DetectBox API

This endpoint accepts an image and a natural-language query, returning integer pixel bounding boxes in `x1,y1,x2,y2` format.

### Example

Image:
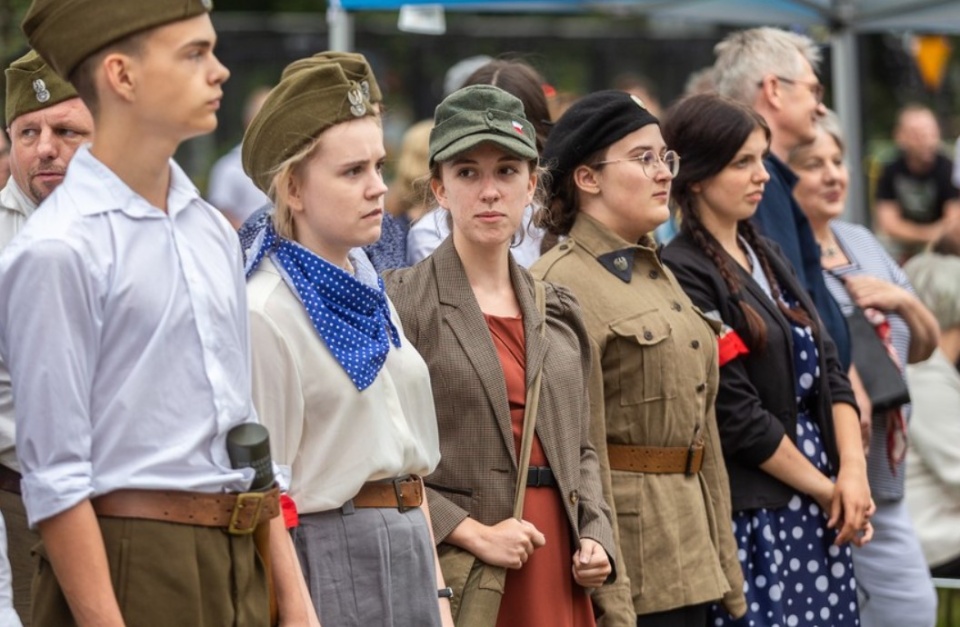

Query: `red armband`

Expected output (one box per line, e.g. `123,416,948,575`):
280,493,299,529
717,328,749,367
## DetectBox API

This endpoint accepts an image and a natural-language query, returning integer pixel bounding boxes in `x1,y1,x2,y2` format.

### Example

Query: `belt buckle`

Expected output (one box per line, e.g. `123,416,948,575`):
392,478,410,513
228,492,265,535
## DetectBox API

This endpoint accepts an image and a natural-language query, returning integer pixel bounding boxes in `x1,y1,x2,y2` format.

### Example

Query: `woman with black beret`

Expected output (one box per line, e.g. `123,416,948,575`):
531,90,746,627
660,93,874,627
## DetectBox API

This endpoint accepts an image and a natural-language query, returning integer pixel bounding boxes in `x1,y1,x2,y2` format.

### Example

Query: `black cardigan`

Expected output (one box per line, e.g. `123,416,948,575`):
662,231,857,512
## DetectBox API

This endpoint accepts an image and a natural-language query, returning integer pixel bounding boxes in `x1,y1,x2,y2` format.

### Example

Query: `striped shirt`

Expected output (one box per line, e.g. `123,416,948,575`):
822,220,913,501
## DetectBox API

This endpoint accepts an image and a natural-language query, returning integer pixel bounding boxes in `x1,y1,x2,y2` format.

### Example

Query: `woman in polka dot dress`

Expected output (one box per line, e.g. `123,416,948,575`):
661,94,875,627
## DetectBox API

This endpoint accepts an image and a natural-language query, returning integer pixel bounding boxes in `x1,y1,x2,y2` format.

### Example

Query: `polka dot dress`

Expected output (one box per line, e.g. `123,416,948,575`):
709,289,860,627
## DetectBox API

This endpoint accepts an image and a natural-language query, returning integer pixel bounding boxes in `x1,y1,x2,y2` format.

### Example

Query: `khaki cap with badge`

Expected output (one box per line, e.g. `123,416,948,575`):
242,56,378,194
281,51,383,104
4,49,78,126
21,0,214,80
428,84,538,166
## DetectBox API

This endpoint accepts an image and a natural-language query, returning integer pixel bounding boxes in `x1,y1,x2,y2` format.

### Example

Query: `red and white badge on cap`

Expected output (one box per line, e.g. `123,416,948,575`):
512,120,524,134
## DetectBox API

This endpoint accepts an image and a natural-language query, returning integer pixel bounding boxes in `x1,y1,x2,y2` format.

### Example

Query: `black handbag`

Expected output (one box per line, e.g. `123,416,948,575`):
845,306,911,413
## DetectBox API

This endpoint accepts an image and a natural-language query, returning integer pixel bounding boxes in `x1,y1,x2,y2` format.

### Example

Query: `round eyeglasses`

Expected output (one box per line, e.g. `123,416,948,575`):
594,150,680,179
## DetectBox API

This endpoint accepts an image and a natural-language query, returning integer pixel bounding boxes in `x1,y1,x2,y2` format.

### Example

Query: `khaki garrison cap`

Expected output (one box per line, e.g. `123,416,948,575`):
5,50,79,126
281,52,383,104
22,0,213,79
242,57,378,194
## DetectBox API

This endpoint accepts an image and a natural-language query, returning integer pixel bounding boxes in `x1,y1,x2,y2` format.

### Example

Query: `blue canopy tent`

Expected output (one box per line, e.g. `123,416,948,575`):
327,0,960,225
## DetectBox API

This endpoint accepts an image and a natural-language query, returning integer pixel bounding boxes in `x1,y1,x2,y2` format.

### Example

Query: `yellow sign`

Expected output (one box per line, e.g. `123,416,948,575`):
914,35,951,92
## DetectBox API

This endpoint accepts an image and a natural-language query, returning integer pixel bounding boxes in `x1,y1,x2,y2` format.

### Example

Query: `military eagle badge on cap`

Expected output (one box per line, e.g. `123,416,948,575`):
32,78,51,104
359,80,371,102
348,86,366,117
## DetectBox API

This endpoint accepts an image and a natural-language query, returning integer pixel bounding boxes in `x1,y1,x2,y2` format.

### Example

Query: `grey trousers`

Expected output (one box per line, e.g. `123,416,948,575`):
294,504,441,627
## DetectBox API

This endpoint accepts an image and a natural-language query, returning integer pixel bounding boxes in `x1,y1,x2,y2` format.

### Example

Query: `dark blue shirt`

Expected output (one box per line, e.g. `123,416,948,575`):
754,155,851,369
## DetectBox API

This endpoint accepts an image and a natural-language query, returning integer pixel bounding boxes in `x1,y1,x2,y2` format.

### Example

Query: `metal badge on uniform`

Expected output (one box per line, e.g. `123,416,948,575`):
32,78,50,103
359,80,371,102
597,249,635,283
630,94,646,110
348,87,366,117
200,0,213,9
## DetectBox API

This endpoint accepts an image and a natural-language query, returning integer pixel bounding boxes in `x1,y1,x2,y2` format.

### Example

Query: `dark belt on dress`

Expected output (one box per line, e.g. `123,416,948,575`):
607,443,705,476
351,475,423,512
0,464,21,495
526,465,557,488
91,486,280,535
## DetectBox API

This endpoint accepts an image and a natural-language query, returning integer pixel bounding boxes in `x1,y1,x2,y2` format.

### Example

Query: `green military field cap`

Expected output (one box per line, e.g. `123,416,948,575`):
281,52,382,104
22,0,214,80
5,50,79,126
242,58,377,194
429,84,538,166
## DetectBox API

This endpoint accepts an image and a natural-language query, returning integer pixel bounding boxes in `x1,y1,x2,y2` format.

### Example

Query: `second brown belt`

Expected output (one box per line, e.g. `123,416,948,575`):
608,443,705,476
351,475,422,512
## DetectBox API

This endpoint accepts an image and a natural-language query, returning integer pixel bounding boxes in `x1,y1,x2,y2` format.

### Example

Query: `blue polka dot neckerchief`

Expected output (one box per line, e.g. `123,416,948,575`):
245,220,401,391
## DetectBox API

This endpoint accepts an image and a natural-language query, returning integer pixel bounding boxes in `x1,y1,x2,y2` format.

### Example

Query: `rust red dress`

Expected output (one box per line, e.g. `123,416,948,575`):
485,313,596,627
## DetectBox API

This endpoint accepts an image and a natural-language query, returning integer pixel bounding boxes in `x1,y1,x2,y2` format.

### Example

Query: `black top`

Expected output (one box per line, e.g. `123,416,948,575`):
662,231,857,512
875,152,959,225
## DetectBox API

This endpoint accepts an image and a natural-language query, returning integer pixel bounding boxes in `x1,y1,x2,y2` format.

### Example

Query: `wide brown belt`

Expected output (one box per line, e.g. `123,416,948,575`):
0,465,21,495
91,486,280,535
608,443,705,476
351,475,422,512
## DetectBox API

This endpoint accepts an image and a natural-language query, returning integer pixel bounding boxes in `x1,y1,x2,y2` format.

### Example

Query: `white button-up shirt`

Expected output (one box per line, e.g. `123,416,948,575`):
0,146,259,528
0,179,38,474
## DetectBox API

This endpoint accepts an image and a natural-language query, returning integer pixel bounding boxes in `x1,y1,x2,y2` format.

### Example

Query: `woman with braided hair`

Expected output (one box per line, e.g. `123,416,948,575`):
660,93,874,627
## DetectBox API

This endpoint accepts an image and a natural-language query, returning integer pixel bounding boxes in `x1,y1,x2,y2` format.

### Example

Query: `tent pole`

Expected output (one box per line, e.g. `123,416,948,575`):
327,0,355,52
831,24,867,227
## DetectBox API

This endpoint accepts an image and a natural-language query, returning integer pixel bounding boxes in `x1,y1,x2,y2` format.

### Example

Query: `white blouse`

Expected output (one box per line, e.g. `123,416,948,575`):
247,258,440,514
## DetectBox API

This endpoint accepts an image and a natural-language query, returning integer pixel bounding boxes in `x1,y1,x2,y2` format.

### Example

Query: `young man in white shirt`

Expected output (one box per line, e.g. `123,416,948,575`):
0,1,317,625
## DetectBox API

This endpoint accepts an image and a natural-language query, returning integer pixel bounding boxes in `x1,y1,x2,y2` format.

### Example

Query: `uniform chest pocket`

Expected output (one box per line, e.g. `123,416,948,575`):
610,310,677,405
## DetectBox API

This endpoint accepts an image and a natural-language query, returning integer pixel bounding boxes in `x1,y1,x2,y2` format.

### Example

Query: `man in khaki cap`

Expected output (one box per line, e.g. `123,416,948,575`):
0,2,317,626
0,50,94,627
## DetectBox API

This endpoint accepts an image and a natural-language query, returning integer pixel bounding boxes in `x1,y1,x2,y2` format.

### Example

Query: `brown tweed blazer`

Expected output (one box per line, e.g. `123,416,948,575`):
384,238,617,567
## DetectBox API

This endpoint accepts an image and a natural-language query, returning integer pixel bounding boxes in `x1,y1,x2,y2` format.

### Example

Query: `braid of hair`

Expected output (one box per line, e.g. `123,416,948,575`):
738,221,815,332
682,209,768,351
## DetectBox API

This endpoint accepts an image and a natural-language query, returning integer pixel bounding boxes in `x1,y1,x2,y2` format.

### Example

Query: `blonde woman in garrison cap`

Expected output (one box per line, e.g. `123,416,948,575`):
0,1,317,626
241,53,452,627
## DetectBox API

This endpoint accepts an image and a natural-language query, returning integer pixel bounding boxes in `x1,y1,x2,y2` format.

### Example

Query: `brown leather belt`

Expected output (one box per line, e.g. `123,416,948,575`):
351,475,422,512
91,486,280,535
608,443,705,476
0,465,21,495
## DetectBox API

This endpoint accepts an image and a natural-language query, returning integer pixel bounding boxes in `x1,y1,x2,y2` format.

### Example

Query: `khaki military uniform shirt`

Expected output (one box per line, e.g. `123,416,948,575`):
531,213,746,621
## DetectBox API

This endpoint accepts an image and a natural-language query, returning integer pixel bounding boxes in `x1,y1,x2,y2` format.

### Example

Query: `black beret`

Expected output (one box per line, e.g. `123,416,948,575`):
543,89,659,199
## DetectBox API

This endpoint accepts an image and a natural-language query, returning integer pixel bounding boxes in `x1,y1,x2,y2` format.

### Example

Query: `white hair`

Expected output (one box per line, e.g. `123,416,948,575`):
713,27,822,105
904,253,960,331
